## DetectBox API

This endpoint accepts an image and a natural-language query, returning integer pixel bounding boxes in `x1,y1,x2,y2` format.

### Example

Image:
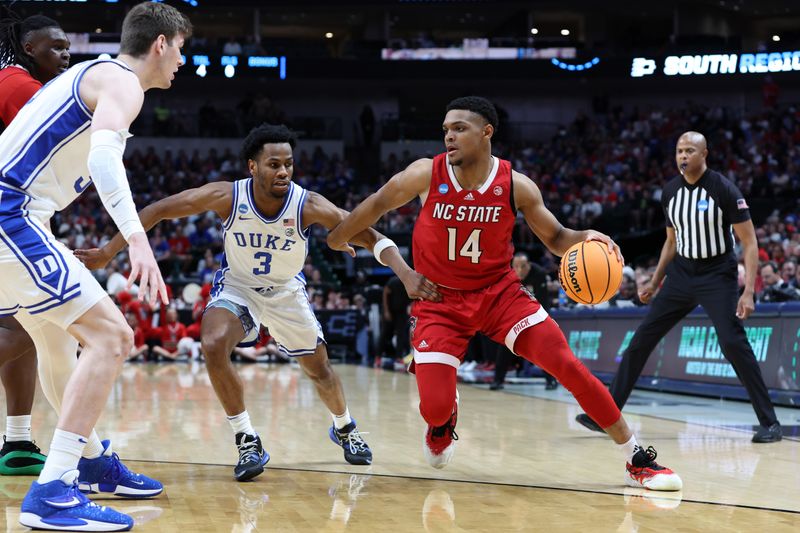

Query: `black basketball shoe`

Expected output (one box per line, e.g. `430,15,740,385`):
234,433,270,482
329,420,372,465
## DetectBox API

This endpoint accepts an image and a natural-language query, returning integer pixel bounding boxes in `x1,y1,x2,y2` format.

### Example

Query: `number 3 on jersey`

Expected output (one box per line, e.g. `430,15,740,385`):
446,227,483,263
253,251,272,275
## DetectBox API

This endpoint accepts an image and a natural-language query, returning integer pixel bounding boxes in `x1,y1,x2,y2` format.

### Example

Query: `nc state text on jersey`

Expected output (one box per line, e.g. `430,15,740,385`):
431,203,503,223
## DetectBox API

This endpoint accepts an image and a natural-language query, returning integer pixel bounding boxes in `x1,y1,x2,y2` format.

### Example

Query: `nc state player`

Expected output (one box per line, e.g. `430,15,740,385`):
329,97,682,490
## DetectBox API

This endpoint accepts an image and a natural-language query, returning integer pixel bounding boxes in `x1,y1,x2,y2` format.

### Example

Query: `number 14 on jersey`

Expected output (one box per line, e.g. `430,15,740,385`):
446,227,483,263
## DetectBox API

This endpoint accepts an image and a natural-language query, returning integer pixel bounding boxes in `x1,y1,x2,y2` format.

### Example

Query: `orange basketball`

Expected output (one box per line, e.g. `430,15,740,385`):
559,240,623,305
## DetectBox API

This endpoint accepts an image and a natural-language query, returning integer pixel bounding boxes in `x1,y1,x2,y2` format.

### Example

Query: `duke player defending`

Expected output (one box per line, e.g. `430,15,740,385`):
0,3,190,530
328,96,682,491
78,123,441,481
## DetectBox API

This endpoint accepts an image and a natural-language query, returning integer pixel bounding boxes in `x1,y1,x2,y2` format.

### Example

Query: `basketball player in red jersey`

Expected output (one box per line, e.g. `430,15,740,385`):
0,13,69,475
329,96,682,490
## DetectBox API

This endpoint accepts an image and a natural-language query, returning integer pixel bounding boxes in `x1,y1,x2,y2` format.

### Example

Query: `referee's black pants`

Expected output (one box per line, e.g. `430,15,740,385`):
609,254,778,427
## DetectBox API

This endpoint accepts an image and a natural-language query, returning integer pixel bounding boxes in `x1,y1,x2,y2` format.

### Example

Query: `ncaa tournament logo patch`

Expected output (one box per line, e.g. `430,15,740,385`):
238,203,249,214
493,185,503,196
697,199,709,211
438,184,449,195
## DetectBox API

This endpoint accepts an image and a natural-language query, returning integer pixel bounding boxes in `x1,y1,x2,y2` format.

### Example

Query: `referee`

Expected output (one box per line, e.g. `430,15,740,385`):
576,131,782,443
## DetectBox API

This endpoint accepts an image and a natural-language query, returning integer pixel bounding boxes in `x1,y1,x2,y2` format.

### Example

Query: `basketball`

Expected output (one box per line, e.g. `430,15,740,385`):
559,240,623,305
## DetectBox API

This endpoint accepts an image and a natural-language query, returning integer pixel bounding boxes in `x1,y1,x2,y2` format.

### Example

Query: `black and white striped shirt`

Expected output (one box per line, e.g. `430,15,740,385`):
661,169,750,259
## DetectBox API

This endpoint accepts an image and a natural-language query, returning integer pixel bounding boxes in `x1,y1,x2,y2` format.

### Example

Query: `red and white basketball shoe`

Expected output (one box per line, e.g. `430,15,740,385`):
625,446,683,491
423,392,459,469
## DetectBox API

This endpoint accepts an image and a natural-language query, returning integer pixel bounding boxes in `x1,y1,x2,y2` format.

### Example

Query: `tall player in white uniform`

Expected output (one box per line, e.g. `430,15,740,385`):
78,123,441,481
0,3,191,530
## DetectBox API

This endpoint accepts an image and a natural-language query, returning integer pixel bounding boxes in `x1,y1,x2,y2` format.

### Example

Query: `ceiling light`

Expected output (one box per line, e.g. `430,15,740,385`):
560,29,570,36
772,34,781,42
530,28,539,35
325,32,334,39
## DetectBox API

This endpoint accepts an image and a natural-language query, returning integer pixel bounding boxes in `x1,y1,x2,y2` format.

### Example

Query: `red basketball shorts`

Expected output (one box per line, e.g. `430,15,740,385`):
409,270,548,368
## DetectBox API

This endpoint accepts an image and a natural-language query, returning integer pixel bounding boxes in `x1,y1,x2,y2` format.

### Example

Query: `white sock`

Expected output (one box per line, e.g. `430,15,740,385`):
619,434,640,464
38,429,86,484
81,430,106,459
227,411,256,436
332,407,352,430
5,415,32,442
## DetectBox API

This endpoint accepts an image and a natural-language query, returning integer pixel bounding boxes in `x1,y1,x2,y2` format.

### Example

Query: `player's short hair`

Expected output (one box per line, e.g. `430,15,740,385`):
240,123,297,162
0,13,61,72
446,96,499,130
119,2,192,57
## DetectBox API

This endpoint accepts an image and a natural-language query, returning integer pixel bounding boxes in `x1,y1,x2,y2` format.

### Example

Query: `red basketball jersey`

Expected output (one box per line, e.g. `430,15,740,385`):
412,153,516,290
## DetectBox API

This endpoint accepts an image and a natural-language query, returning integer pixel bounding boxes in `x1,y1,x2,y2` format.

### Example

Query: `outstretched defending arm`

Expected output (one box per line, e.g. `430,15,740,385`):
512,171,623,262
327,158,433,252
75,182,232,269
304,190,441,302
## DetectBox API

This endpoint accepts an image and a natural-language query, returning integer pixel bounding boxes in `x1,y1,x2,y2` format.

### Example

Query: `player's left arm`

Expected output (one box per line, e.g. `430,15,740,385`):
303,192,441,301
513,171,623,262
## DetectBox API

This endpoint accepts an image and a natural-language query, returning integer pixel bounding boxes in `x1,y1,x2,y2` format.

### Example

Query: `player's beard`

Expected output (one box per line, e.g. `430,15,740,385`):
448,153,464,166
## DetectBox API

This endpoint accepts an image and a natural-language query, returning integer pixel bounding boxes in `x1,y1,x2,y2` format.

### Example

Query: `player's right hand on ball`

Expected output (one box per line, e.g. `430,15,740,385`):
74,247,112,270
401,271,442,302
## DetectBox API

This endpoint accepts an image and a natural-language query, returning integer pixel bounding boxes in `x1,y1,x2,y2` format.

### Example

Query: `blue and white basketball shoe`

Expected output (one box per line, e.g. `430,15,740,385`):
328,420,372,465
20,470,133,531
77,440,163,498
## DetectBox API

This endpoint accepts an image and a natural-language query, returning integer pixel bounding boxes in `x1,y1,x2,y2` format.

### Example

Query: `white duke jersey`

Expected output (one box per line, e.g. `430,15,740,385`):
213,178,310,292
0,58,133,224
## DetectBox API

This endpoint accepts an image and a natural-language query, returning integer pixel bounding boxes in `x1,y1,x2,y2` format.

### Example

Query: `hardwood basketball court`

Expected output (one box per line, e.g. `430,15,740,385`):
2,363,798,531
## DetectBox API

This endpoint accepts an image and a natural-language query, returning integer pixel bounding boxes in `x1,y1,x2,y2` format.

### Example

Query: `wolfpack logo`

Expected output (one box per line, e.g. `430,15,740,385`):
493,185,503,196
464,192,475,201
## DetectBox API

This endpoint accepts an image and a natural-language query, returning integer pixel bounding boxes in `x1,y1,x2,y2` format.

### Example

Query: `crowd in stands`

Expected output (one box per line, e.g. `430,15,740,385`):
51,101,800,365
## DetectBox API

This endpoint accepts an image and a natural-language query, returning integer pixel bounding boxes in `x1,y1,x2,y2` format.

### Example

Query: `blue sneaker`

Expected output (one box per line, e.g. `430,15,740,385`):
20,470,133,531
78,440,162,498
328,420,372,465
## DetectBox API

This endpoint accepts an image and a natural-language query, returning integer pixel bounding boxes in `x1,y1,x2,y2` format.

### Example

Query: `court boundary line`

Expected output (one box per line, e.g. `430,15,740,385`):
470,382,800,442
132,458,800,516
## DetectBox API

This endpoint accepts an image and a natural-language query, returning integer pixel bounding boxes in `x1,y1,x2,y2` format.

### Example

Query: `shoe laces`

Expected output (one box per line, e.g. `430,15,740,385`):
634,446,660,468
65,480,93,507
430,415,458,441
238,438,262,463
104,452,134,484
1,436,42,454
339,428,370,455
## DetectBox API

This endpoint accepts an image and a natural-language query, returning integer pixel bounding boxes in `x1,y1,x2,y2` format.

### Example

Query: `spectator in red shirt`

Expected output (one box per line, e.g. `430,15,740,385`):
152,308,190,361
125,312,149,362
186,283,211,340
0,14,70,128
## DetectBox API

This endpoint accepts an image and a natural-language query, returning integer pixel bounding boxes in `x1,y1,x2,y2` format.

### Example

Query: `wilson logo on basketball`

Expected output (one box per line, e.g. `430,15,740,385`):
566,249,582,293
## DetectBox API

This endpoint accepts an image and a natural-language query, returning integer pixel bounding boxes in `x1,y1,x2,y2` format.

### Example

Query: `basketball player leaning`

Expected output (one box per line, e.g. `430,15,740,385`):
328,96,682,491
0,2,191,530
0,13,70,476
576,131,782,443
77,124,441,481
